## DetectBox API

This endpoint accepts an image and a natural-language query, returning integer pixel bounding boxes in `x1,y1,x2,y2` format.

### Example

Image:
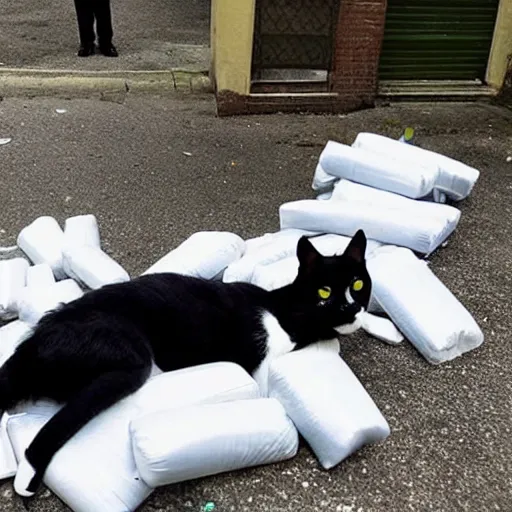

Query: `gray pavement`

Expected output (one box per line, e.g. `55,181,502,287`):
0,97,511,512
0,0,210,70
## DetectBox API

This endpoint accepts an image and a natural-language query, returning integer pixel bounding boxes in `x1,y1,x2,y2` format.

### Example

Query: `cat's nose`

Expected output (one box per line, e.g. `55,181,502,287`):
343,302,361,316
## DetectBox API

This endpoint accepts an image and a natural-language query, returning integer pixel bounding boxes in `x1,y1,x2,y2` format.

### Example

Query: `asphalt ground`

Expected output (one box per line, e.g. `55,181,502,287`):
0,96,511,511
0,0,210,71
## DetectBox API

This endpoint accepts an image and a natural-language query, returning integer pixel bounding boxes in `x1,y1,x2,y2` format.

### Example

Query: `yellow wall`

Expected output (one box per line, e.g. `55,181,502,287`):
211,0,256,95
487,0,512,88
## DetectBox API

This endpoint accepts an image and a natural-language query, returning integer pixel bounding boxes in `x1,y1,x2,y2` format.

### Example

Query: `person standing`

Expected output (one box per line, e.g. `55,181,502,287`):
73,0,118,57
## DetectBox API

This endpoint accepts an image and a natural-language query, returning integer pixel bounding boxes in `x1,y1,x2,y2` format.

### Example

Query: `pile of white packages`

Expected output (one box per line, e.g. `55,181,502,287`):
0,132,484,512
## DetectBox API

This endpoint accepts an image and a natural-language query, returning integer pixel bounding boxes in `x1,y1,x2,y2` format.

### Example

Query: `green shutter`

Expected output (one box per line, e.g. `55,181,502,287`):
379,0,500,80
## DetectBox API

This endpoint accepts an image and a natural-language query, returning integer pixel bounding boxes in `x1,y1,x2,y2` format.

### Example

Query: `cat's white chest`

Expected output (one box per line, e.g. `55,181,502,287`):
252,311,296,396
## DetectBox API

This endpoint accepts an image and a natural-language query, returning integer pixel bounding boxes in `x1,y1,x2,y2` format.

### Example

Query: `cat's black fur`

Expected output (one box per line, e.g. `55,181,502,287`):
0,231,371,496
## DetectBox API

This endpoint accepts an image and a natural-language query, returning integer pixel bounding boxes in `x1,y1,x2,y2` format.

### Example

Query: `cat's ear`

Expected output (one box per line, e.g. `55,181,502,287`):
297,236,321,272
344,229,367,264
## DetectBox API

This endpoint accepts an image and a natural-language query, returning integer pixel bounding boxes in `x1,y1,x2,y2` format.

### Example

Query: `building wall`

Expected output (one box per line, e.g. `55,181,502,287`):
210,0,255,96
212,0,512,115
487,0,512,89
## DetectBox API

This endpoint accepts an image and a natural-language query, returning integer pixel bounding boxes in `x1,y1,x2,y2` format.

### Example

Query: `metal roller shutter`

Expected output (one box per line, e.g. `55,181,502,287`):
379,0,500,80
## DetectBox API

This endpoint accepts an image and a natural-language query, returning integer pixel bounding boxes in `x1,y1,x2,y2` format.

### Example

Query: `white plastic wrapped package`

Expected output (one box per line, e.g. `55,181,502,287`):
432,189,447,204
312,162,338,191
9,400,152,512
7,362,260,511
316,191,333,200
0,320,32,368
0,414,17,480
223,229,315,284
17,217,66,280
62,245,129,290
17,279,84,327
63,214,101,249
131,398,298,488
280,199,457,255
251,256,299,291
243,232,276,254
367,246,484,364
143,231,245,280
352,132,480,201
268,340,390,469
318,141,439,198
0,321,32,480
26,264,55,289
133,362,261,414
0,258,29,320
332,179,461,228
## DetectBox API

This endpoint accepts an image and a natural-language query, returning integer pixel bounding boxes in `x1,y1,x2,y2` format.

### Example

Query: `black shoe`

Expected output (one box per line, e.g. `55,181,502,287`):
99,44,118,57
77,43,95,57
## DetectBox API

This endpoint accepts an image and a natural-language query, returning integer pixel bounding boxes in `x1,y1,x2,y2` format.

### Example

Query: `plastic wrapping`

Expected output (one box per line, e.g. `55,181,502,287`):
331,179,461,227
223,229,314,284
280,200,458,255
63,214,101,250
367,246,484,364
17,279,84,327
0,258,29,320
8,400,153,512
0,320,32,368
352,132,480,201
7,362,260,510
26,264,55,289
143,231,245,280
269,339,390,469
251,256,299,291
131,398,298,488
62,245,130,290
316,191,333,200
0,322,32,481
17,217,66,280
0,414,17,480
132,362,261,415
318,141,439,198
312,162,338,191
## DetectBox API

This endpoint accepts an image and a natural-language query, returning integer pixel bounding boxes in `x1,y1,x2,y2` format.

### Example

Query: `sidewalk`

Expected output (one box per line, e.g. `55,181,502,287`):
0,0,210,71
0,96,511,511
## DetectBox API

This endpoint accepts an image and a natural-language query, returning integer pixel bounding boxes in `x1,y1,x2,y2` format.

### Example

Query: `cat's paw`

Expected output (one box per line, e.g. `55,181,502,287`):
334,314,363,335
14,454,38,497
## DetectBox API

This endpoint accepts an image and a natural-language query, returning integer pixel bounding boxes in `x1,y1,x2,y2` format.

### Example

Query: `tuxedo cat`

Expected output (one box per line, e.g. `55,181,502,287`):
1,231,371,497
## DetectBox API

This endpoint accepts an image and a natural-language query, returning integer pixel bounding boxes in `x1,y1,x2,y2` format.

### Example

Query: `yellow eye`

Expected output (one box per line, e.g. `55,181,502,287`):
318,286,331,300
352,280,364,292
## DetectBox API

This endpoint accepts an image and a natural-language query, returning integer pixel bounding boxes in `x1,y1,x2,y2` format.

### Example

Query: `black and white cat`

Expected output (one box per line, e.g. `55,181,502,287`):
0,230,371,497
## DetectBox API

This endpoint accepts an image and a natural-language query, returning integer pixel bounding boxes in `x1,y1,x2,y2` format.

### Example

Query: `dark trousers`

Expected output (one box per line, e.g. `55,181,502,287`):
74,0,113,46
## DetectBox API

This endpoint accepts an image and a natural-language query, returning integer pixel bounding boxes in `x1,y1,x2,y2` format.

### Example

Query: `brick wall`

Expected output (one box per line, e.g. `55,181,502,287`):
331,0,387,110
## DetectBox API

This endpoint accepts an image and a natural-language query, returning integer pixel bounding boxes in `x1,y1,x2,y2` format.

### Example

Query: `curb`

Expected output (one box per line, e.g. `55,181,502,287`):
0,68,213,102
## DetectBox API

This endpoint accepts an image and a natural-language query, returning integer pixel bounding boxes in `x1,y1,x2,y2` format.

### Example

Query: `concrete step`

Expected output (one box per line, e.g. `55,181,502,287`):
378,80,497,102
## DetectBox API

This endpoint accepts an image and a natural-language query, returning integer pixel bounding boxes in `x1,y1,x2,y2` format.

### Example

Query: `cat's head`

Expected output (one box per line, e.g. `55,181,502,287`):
293,230,371,335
